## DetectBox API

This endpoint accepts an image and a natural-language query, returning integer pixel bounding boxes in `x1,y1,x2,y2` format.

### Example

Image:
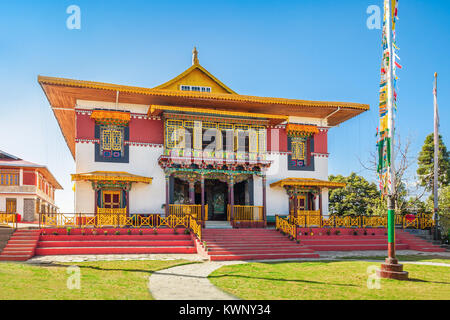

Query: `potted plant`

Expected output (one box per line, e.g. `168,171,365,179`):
184,229,190,235
335,230,341,236
174,228,179,235
115,230,120,235
92,229,98,236
326,229,331,236
127,229,132,235
81,230,86,236
104,230,108,236
153,228,158,235
353,230,359,236
52,231,58,236
66,227,72,235
363,229,368,236
139,229,143,235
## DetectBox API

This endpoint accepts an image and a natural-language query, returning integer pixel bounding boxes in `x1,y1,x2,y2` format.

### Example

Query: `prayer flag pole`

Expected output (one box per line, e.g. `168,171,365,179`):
377,0,408,280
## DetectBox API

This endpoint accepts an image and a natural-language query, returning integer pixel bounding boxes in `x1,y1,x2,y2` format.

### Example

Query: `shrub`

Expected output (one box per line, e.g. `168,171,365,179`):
184,229,190,235
127,229,132,235
326,229,331,236
139,230,143,235
52,232,58,236
66,227,72,235
115,231,120,235
104,231,108,235
296,239,301,244
335,230,341,235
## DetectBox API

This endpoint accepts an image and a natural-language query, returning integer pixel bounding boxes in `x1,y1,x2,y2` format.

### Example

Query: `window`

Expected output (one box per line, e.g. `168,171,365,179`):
0,173,19,186
100,125,125,159
180,85,211,93
103,191,121,209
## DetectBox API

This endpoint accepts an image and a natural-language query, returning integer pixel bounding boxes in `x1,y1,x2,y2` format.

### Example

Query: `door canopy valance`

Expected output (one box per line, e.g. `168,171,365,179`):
285,124,319,137
270,178,345,189
90,110,131,126
71,171,152,184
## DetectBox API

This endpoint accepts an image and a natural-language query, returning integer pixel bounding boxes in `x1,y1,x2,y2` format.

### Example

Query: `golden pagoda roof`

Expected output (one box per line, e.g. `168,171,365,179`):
270,178,346,189
71,171,152,184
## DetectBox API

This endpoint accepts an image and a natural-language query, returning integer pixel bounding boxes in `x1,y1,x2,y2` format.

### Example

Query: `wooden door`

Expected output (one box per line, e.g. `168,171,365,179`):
6,199,17,213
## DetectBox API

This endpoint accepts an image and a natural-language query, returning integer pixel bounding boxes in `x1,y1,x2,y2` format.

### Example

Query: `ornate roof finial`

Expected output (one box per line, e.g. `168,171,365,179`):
192,46,199,65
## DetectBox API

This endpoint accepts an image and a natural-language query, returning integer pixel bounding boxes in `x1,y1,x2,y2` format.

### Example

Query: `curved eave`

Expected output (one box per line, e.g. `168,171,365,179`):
270,178,346,189
71,171,153,184
38,75,369,159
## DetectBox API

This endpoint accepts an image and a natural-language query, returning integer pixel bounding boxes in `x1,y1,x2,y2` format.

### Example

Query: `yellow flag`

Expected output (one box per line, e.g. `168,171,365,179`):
72,183,76,192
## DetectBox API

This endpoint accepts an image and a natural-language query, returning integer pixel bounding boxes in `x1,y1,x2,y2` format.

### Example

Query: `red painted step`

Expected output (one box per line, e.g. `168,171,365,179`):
40,235,192,241
35,246,196,255
202,229,321,261
0,229,40,261
210,253,320,261
38,240,194,247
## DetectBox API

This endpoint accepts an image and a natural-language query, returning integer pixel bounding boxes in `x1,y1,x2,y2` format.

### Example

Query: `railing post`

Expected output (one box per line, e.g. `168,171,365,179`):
39,211,41,229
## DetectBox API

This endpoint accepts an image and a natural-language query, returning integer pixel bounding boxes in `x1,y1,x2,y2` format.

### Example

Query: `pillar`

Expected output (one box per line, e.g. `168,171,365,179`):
229,175,234,224
262,174,267,227
189,180,195,204
200,174,205,227
165,172,170,217
293,191,298,218
319,190,323,217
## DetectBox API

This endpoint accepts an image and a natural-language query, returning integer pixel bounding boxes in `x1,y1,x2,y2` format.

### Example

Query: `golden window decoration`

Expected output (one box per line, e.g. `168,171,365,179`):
102,129,112,150
184,120,195,129
218,123,233,130
0,173,19,186
111,130,122,151
291,137,305,160
193,122,202,150
202,122,217,129
258,131,267,153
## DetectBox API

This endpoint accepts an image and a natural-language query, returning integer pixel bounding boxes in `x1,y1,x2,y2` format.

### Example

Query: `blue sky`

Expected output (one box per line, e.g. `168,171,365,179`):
0,0,448,212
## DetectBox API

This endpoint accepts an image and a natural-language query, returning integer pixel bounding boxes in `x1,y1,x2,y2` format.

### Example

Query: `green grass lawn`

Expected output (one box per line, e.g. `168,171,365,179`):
339,255,450,264
209,260,450,300
0,260,192,300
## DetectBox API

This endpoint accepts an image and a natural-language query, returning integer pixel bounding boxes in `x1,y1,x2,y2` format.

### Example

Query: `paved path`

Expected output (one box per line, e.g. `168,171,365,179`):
27,254,207,264
149,261,247,300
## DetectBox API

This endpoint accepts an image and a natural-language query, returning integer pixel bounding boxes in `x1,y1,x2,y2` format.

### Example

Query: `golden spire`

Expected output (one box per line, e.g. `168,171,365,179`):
192,46,199,65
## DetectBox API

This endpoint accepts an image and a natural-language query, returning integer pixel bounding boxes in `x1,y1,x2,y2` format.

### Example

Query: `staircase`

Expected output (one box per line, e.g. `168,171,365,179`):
396,230,446,252
0,229,40,261
202,229,320,261
35,228,196,255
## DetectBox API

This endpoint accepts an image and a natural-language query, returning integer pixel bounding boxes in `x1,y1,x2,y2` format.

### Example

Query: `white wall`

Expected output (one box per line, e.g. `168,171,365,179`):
75,142,165,214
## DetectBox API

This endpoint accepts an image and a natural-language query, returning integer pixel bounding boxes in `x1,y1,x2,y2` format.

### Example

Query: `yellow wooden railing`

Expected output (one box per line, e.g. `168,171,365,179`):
287,214,435,230
290,210,321,217
227,205,264,222
0,213,17,228
97,207,127,214
40,213,190,229
169,204,207,220
189,215,202,241
276,216,297,240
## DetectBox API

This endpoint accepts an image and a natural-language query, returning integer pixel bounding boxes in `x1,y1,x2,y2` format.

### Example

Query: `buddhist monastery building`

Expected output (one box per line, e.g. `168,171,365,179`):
0,150,62,222
38,48,368,227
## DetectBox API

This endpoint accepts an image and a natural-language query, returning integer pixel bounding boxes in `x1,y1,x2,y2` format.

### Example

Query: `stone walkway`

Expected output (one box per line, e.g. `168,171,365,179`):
148,261,247,300
27,253,207,264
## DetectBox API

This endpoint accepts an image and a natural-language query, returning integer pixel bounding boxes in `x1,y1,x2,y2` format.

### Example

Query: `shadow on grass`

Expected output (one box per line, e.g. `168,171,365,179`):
407,278,450,285
208,273,358,287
